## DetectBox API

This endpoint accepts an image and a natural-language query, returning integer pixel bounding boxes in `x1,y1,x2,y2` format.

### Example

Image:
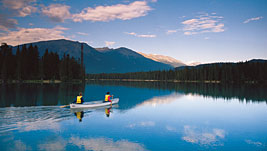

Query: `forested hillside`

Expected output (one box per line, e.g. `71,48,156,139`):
0,43,84,82
87,60,267,84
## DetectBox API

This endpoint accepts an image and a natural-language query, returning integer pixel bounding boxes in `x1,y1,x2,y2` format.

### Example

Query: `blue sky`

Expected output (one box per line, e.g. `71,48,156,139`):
0,0,266,64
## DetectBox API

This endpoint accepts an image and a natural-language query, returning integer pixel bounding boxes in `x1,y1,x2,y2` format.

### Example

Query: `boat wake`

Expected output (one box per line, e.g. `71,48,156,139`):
0,106,72,133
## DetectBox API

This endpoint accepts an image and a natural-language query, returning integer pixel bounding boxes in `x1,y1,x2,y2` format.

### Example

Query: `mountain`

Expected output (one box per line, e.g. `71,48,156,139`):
12,39,172,73
94,47,173,73
138,52,186,67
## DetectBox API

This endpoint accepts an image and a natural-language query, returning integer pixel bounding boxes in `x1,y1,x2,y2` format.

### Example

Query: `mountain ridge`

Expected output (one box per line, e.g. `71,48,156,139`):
11,39,172,73
138,52,186,67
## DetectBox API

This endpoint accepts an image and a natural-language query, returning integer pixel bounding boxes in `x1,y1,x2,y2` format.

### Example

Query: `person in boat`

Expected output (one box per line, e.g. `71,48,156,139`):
74,92,84,104
75,111,84,122
105,107,112,117
104,92,112,103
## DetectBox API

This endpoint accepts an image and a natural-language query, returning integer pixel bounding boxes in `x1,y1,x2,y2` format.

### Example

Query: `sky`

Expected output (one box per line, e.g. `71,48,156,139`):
0,0,266,64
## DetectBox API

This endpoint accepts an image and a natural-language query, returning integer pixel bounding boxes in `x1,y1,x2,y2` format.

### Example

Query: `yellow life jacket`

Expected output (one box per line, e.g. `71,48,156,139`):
105,108,109,114
76,112,82,120
76,96,82,104
105,95,110,101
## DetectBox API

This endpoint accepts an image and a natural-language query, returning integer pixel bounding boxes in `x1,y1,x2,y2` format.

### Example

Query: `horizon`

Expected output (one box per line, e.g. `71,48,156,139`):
8,38,266,66
0,0,266,64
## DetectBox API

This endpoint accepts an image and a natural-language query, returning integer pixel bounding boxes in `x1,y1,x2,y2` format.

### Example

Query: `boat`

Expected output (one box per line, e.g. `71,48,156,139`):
70,98,119,109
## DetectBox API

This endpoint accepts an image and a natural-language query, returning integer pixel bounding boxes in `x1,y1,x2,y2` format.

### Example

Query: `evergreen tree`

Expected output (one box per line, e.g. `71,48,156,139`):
39,56,44,81
32,45,39,79
43,49,50,79
20,44,28,79
15,46,21,81
60,53,67,81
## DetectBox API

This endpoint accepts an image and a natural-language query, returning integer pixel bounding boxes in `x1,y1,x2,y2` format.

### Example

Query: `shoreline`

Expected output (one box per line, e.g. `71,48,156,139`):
87,79,263,84
0,79,84,84
0,79,264,84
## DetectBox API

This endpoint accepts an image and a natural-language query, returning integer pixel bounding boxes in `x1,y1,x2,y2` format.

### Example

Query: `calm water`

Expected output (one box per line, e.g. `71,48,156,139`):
0,81,266,151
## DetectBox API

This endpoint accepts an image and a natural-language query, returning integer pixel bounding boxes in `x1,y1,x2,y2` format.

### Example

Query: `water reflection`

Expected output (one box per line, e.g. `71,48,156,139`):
7,136,147,151
87,80,267,103
136,92,182,107
182,125,225,146
38,136,147,151
0,81,266,151
0,83,85,107
70,137,146,151
105,107,112,117
0,81,266,108
245,139,264,147
0,106,71,133
127,121,155,128
74,111,84,122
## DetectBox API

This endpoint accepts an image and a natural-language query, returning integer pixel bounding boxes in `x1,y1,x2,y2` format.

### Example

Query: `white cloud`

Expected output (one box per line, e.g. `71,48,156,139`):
125,32,156,38
0,14,18,31
38,136,146,151
19,5,37,17
20,119,61,132
39,137,67,151
0,26,68,46
2,0,37,17
2,0,35,10
127,121,155,128
138,34,156,38
140,121,155,126
182,13,225,35
72,1,152,22
166,30,177,35
70,137,146,151
42,4,71,22
166,125,177,132
14,140,32,151
137,93,182,107
125,32,137,36
243,16,263,24
105,41,115,47
245,140,263,146
182,125,225,146
76,32,88,36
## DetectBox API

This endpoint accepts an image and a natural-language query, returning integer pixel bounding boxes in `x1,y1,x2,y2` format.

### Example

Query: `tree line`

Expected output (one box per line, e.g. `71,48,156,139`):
85,80,267,102
87,60,267,84
0,43,84,82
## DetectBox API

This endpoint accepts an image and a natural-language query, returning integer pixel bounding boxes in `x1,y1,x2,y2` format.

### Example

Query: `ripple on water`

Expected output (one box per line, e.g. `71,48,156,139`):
0,106,73,133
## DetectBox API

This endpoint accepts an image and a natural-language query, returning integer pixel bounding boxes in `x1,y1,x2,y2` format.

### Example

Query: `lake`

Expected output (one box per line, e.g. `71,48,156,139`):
0,81,266,151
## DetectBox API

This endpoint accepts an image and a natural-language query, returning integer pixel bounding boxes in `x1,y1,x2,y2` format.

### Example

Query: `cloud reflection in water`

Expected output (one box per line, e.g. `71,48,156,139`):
70,137,147,151
38,136,147,151
127,121,155,128
0,106,71,133
137,93,182,107
182,125,225,146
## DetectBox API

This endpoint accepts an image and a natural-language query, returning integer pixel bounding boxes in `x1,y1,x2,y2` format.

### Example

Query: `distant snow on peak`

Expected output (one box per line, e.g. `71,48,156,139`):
188,62,201,66
138,52,186,67
95,47,111,52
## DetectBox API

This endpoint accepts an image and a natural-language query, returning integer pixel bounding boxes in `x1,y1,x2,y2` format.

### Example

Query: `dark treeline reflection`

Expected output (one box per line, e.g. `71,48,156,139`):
87,80,267,103
0,83,85,107
0,81,266,107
